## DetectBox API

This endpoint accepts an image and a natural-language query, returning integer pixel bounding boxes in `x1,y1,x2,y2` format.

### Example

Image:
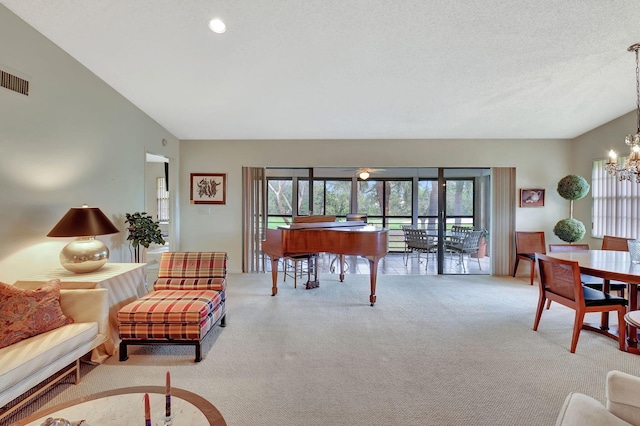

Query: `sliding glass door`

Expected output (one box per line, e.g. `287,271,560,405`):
261,167,491,275
437,168,491,275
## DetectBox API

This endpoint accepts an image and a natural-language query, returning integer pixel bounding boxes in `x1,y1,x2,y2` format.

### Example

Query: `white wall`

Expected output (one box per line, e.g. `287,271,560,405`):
179,139,574,273
3,4,629,279
0,6,179,283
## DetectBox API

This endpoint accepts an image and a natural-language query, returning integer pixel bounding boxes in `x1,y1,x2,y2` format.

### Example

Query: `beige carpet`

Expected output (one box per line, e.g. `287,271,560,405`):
8,273,640,425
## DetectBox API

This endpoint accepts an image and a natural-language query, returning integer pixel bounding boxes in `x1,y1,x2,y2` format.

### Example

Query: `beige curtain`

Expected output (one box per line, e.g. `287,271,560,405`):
490,167,516,276
242,167,266,273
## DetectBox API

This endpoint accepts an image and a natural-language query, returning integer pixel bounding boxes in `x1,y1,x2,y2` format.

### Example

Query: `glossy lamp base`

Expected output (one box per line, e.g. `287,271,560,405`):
60,237,109,273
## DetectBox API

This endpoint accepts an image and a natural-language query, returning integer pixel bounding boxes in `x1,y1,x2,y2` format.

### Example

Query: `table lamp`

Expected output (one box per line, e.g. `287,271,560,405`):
47,205,120,273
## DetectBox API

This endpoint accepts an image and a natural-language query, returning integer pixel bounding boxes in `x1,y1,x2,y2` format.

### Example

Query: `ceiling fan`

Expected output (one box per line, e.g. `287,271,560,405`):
354,167,385,180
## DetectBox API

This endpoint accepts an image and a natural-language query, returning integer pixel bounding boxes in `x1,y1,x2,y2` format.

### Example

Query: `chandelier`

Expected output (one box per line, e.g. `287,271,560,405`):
606,43,640,183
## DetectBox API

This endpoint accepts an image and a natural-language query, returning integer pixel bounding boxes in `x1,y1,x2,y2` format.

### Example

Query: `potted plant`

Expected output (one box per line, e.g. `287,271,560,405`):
125,212,165,262
553,175,590,243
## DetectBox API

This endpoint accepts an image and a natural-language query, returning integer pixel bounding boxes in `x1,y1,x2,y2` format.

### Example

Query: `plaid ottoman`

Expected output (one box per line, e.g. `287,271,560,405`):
117,289,226,362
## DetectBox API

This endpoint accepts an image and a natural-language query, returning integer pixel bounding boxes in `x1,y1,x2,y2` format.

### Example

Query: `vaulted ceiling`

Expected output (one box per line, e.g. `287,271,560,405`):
3,1,640,140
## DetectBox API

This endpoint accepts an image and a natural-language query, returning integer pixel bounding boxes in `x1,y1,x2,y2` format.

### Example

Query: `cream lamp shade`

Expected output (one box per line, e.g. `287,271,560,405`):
47,205,119,273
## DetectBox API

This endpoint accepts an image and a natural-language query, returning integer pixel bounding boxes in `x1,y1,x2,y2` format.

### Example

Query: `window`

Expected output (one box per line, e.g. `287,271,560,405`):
298,179,352,217
156,177,169,222
417,179,438,229
592,159,640,239
445,179,474,226
357,179,412,227
267,178,293,227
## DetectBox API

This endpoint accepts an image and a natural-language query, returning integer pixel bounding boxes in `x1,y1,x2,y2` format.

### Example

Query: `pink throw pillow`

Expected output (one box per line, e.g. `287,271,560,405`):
0,279,73,349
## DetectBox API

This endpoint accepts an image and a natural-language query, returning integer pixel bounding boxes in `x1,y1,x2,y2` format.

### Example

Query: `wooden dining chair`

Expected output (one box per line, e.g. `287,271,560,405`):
602,235,633,251
548,243,590,252
513,231,546,285
544,243,624,310
533,254,627,353
580,236,633,297
545,244,590,309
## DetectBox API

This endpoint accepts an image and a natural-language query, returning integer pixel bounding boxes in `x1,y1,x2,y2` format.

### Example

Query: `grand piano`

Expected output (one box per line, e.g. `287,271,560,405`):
262,219,389,306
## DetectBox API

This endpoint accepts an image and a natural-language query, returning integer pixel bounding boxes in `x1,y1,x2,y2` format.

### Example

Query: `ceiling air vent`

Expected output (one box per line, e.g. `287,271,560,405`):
1,69,29,96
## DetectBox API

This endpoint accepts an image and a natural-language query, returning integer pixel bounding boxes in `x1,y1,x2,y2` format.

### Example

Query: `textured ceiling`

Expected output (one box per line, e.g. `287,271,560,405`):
3,1,640,140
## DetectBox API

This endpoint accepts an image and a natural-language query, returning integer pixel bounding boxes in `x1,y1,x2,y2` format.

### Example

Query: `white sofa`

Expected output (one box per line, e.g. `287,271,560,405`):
556,370,640,426
0,288,108,421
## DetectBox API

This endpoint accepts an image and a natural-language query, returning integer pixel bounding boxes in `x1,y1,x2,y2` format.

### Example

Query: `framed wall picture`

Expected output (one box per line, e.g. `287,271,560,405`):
190,173,226,204
520,189,545,207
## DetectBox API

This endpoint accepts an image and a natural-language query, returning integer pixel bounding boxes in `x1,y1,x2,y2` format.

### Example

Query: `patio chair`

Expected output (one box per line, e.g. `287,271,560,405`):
402,226,437,269
445,229,484,272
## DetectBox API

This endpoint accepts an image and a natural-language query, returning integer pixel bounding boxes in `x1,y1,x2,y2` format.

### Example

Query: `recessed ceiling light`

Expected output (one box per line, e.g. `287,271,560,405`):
209,18,226,34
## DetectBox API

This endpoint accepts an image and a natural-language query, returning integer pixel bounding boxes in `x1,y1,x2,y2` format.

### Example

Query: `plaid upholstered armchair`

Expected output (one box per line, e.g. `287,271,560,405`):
118,252,227,362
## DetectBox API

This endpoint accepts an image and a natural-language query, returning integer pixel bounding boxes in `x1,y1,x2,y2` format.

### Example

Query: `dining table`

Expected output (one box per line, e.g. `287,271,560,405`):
545,249,640,353
422,229,470,246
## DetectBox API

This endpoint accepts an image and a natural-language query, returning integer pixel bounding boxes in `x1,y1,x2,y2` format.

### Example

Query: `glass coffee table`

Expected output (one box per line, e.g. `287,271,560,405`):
14,386,226,425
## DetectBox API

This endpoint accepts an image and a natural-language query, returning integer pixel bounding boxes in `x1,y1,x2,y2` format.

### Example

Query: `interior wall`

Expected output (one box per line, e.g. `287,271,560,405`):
571,110,637,248
5,3,625,279
180,139,574,273
0,6,179,283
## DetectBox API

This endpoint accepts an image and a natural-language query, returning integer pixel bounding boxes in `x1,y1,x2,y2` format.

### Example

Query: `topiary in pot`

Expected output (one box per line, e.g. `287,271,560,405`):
554,175,590,243
125,212,165,262
557,175,590,201
553,218,586,243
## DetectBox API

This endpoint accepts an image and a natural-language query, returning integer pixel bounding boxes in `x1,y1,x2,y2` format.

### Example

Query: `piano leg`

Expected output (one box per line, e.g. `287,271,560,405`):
367,256,381,306
270,258,280,296
305,254,320,289
339,254,346,282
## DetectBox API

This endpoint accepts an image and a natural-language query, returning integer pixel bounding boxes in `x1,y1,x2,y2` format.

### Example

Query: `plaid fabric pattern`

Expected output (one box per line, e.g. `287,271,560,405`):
118,290,223,323
118,290,225,341
154,277,226,292
157,252,227,279
118,301,225,341
119,252,228,345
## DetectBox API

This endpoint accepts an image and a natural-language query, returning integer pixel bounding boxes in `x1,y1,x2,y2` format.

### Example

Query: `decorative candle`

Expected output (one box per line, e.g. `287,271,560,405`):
166,371,171,418
144,393,151,426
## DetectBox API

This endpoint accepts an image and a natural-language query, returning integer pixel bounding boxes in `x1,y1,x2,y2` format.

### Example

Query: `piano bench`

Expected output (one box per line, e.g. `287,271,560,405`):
283,254,316,288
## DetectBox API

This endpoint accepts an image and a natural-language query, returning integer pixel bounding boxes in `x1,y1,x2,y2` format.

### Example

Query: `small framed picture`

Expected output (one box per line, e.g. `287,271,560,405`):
520,189,545,207
190,173,226,205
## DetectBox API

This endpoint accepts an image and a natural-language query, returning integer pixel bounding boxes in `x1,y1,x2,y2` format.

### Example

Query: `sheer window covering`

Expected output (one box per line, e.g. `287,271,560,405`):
592,158,639,239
